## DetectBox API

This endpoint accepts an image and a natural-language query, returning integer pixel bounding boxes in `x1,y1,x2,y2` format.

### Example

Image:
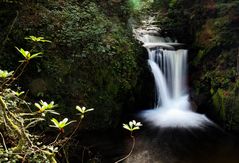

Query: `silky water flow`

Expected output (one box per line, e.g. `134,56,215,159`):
140,34,213,128
125,29,239,163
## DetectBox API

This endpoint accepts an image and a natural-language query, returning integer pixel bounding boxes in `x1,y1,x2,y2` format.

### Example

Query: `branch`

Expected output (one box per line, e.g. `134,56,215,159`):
115,132,135,163
0,131,8,152
58,118,83,151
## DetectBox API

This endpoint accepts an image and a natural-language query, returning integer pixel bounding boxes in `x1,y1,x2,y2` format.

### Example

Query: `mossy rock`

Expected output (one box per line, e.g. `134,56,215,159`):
212,88,239,131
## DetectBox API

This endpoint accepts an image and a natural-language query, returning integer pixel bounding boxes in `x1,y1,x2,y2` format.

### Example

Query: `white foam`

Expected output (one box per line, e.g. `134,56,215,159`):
141,108,212,128
141,96,212,128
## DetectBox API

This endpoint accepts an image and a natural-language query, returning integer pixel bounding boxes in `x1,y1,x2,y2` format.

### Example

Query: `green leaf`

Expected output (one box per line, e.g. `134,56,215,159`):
0,70,14,78
14,91,25,96
25,36,51,43
123,120,142,132
123,124,131,131
51,118,60,127
16,47,43,61
76,106,94,116
29,52,43,59
50,118,75,130
35,100,58,115
34,103,42,110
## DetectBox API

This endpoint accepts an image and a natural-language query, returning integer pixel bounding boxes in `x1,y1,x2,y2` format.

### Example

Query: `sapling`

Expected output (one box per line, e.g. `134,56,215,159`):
34,100,59,116
115,120,142,163
70,106,94,136
0,70,14,79
0,35,96,162
58,106,94,150
1,36,50,88
0,36,59,162
25,36,52,43
50,118,76,133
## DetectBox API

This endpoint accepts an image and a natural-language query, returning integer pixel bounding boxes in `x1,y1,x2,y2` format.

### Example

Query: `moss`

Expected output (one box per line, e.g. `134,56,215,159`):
212,88,239,131
191,49,207,66
212,88,226,121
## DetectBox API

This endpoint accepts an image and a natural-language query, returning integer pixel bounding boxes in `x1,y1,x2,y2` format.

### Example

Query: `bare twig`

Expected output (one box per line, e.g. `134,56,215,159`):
0,131,8,152
8,62,29,86
49,133,61,146
115,132,135,163
63,147,70,163
82,146,86,163
58,118,83,151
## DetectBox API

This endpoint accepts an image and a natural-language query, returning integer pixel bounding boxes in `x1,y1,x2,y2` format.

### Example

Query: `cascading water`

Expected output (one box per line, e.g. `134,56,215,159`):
126,19,239,163
138,33,212,128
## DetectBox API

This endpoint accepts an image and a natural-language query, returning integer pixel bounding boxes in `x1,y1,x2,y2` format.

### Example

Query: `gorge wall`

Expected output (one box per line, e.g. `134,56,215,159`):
152,0,239,132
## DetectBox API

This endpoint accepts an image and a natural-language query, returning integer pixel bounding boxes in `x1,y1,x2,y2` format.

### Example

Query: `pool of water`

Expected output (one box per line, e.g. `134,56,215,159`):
125,123,239,163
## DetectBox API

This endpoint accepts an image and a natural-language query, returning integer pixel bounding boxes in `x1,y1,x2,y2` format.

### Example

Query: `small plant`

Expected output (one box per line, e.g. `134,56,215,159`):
76,106,94,119
0,36,60,162
25,36,51,43
50,118,76,133
13,90,25,97
34,100,59,116
15,47,43,62
58,106,94,150
1,36,50,89
115,120,142,163
0,69,14,79
123,120,143,132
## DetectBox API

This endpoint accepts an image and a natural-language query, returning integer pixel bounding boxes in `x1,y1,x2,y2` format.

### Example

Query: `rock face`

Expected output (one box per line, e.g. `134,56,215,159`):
152,0,239,132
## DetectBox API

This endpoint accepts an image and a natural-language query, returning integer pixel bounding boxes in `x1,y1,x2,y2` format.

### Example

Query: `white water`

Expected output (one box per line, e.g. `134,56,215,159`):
139,34,212,128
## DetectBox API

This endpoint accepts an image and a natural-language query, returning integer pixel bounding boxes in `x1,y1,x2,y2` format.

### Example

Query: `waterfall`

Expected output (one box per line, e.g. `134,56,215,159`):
137,33,212,128
148,49,188,107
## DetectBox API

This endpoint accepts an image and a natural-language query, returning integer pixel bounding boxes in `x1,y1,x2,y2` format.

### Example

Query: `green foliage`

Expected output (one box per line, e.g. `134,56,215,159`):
123,120,142,132
212,88,226,120
115,120,142,163
0,36,59,162
7,0,141,129
0,0,142,132
25,36,51,43
0,70,14,78
15,36,50,62
13,90,24,97
0,92,58,162
76,106,94,119
212,88,239,131
16,47,43,62
128,0,154,11
34,100,59,116
0,35,96,162
50,118,76,132
169,0,177,8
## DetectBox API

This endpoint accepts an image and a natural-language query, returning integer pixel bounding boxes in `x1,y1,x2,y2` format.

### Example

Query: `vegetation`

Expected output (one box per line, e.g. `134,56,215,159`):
0,35,144,162
0,0,238,162
0,0,143,130
0,0,146,161
115,120,142,163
